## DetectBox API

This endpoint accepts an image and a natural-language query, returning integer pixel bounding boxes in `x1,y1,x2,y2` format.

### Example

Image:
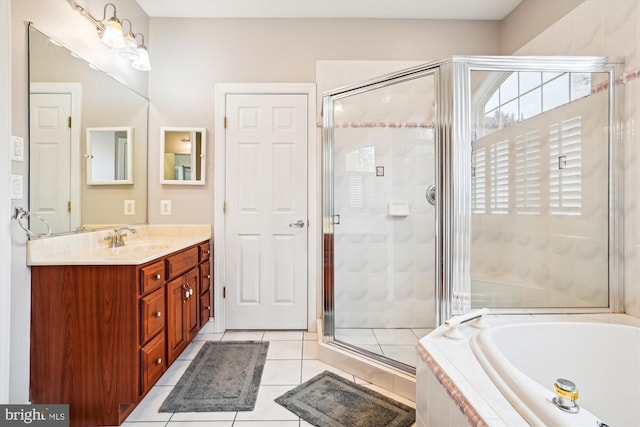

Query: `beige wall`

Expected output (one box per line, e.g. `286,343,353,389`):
9,0,149,403
500,0,585,54
147,18,502,226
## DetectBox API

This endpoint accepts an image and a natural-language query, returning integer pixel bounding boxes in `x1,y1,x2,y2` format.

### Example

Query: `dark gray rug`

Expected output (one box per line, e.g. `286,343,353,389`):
159,341,269,412
275,371,416,427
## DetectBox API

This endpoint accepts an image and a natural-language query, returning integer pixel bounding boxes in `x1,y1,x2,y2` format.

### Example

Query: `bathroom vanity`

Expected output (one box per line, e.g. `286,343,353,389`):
27,225,212,427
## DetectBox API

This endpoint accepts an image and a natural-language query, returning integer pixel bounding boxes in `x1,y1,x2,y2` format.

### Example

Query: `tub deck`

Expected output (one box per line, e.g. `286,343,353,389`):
416,313,640,427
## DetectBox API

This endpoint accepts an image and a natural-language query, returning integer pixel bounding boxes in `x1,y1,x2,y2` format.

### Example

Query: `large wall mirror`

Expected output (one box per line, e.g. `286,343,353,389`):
160,127,206,185
86,127,133,185
28,25,148,236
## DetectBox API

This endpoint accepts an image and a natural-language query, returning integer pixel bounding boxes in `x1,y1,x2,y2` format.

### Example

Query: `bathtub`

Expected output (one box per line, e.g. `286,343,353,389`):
470,322,640,427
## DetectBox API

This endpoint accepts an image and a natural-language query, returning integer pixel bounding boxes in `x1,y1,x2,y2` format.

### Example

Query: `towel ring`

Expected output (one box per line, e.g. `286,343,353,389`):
13,207,52,237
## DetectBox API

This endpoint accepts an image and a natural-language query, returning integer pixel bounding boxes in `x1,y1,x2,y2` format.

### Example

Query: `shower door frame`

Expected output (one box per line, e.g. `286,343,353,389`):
322,55,625,373
321,60,459,372
456,56,625,314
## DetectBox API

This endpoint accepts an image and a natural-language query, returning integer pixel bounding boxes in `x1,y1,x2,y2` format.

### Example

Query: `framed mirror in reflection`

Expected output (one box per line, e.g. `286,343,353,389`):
28,24,148,236
160,127,206,185
86,127,133,185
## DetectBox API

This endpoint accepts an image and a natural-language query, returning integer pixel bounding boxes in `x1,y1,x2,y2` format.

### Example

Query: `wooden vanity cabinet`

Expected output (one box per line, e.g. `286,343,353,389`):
30,239,212,427
30,264,140,427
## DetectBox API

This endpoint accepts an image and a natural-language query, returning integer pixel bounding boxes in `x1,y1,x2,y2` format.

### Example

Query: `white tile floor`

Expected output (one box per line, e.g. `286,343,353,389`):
335,328,433,367
123,321,416,427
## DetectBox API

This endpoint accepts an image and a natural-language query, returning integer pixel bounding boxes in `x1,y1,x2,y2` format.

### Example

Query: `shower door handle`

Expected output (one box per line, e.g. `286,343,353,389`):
289,220,305,228
426,184,436,206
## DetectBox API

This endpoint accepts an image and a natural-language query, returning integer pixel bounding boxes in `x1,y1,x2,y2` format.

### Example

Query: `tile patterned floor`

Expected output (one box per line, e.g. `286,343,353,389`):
123,322,416,426
335,328,434,367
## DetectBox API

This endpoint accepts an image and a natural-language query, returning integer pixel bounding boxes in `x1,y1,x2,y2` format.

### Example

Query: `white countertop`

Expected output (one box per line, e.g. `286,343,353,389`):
27,224,212,266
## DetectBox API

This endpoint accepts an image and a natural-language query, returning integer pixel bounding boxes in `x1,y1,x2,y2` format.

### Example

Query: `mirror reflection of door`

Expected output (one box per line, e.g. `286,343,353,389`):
29,89,79,234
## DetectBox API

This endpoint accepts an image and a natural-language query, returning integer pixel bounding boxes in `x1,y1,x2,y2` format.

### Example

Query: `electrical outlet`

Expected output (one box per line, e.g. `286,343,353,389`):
160,200,172,216
124,200,135,215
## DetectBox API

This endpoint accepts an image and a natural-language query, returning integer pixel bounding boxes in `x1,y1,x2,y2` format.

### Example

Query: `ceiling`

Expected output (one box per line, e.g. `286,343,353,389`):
135,0,523,20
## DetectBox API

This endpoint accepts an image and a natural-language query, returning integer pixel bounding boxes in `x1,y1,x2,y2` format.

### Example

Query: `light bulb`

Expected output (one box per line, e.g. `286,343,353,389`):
131,45,151,71
101,17,125,49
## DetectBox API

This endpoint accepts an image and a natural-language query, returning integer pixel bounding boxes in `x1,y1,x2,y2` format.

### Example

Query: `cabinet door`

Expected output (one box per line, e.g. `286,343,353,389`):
140,332,166,395
140,287,165,344
166,276,187,364
199,260,211,296
185,267,200,340
200,290,211,326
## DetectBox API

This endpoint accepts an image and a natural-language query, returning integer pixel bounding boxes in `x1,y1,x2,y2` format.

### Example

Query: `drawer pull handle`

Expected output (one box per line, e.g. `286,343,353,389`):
154,311,162,317
206,306,211,310
156,358,162,365
154,274,161,280
206,274,211,279
206,249,210,254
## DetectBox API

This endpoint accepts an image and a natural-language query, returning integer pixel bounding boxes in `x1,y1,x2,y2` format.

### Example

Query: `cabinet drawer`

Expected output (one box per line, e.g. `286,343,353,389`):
200,260,211,295
199,241,211,262
166,247,199,279
200,290,212,326
140,287,165,344
140,261,165,295
140,333,166,395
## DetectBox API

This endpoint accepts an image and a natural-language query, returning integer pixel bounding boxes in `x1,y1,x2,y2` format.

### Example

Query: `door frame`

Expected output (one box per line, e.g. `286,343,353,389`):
29,82,82,230
213,83,317,333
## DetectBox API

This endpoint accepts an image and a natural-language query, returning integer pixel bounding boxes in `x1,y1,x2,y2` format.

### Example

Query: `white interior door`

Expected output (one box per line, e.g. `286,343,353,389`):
29,92,72,234
225,93,308,329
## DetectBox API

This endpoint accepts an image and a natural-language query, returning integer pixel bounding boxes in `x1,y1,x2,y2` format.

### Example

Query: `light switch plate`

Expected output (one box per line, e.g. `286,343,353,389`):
124,200,135,215
160,200,172,216
10,136,24,162
11,175,23,200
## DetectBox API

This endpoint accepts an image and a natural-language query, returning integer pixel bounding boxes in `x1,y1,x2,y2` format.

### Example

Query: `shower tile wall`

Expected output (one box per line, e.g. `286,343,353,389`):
333,125,435,328
508,0,640,317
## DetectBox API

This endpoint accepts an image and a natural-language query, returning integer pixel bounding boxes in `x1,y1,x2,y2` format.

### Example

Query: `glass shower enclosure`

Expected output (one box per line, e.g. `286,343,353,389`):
322,56,623,373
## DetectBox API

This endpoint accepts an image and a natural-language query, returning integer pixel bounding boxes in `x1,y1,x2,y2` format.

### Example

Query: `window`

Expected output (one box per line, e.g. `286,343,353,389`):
489,141,509,214
472,147,486,213
549,117,582,215
515,131,541,213
483,71,592,134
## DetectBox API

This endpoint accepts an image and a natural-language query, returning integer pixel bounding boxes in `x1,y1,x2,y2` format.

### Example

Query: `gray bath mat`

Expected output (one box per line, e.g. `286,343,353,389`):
275,371,416,427
159,341,269,412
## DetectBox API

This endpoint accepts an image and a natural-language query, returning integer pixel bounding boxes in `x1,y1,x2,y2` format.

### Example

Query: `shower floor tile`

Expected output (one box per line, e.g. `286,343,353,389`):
373,328,420,345
334,327,432,368
334,328,379,344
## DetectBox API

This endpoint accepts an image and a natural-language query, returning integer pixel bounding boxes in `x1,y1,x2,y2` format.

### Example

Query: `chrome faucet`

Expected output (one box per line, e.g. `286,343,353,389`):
105,226,137,248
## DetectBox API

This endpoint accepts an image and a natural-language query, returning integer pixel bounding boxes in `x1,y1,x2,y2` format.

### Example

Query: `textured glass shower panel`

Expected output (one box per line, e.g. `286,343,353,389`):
470,70,610,308
332,75,437,332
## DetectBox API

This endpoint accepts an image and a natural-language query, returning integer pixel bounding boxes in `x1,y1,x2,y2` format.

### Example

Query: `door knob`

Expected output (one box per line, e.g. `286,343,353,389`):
426,184,436,206
289,220,305,228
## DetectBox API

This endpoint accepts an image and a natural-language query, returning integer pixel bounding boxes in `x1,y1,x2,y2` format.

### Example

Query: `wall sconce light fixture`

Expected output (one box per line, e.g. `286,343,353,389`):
131,33,151,71
71,1,151,71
